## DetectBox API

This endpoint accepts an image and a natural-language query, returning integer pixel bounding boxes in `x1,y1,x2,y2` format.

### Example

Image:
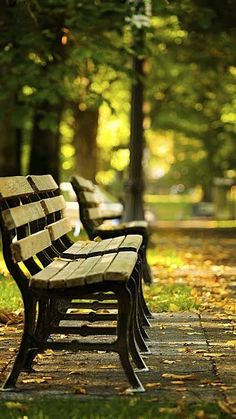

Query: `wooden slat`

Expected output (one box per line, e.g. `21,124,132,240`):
47,218,71,241
85,253,116,284
2,202,45,230
66,256,101,287
125,220,148,229
72,176,95,192
87,238,114,253
101,236,125,251
99,208,123,220
85,208,103,220
41,195,66,215
64,240,100,256
48,259,85,289
30,259,70,289
11,230,51,262
119,235,142,251
104,251,137,281
97,223,125,232
80,191,100,206
63,241,89,255
27,175,58,192
0,176,34,198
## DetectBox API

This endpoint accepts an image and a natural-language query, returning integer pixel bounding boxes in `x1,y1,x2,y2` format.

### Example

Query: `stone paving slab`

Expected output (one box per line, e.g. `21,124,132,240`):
0,311,235,410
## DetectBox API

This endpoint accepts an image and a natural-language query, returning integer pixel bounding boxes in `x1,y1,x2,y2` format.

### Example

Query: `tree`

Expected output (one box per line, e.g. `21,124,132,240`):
144,0,236,198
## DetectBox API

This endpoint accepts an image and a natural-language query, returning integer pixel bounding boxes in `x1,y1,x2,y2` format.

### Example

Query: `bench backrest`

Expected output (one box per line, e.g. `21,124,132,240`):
27,175,73,252
0,177,54,298
71,175,123,239
0,176,76,298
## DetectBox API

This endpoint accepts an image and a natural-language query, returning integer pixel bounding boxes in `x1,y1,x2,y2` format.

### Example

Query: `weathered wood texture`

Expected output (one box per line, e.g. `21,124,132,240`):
2,202,44,229
28,174,58,192
30,251,137,289
0,176,34,198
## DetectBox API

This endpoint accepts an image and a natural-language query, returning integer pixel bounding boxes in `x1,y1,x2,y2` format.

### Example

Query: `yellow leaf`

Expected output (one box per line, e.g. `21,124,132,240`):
163,360,176,364
146,382,161,388
22,377,50,384
100,364,116,369
226,340,236,346
218,401,236,415
162,373,196,380
203,353,225,357
5,402,27,412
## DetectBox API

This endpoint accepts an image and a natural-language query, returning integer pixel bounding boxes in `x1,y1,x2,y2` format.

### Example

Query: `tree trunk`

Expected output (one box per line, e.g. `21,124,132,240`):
72,106,99,182
29,102,62,184
0,110,20,176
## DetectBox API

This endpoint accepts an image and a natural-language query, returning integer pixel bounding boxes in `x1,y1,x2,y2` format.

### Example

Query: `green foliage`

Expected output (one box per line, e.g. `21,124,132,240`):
144,1,236,194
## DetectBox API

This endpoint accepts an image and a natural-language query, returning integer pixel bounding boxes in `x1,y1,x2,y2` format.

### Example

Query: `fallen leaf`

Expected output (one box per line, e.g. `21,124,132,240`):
218,401,236,415
162,373,196,380
146,382,161,388
163,360,176,364
74,386,87,394
99,365,116,369
203,353,225,357
5,402,27,412
226,340,236,346
22,377,51,384
171,380,185,385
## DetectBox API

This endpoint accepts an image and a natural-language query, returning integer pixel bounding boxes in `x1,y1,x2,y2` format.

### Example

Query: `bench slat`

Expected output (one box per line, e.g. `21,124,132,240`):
80,191,101,206
120,235,142,251
63,241,89,255
11,230,51,262
85,208,103,220
104,251,137,281
72,176,95,192
47,218,72,241
49,259,85,289
31,250,137,289
86,253,116,284
66,255,101,287
41,196,66,215
0,177,34,198
28,175,58,192
2,202,45,229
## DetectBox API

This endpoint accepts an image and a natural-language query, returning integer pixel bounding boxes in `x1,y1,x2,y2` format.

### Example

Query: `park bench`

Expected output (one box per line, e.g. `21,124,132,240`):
70,175,153,285
0,176,150,392
27,174,152,330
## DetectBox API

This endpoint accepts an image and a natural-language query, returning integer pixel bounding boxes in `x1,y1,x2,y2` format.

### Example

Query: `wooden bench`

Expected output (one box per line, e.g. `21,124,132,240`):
27,174,152,327
70,175,153,285
0,176,150,392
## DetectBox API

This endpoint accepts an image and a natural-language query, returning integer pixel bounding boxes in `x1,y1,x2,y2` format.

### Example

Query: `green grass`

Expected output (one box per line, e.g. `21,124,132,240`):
0,398,231,419
144,283,198,312
0,272,22,312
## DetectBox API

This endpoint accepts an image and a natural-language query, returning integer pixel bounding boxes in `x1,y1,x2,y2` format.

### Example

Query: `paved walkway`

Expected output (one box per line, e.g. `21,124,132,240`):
0,311,235,409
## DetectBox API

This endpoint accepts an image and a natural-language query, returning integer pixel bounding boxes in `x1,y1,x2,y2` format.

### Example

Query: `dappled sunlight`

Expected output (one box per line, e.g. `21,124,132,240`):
148,229,236,315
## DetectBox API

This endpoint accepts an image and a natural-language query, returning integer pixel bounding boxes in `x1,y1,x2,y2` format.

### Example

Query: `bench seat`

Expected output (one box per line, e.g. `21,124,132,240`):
70,175,153,284
30,251,138,289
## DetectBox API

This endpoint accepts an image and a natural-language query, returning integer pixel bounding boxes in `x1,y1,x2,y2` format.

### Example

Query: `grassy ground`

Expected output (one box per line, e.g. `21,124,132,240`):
0,398,231,419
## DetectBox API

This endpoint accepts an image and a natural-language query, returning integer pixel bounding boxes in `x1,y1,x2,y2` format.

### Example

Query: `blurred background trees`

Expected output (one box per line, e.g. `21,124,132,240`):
0,0,235,220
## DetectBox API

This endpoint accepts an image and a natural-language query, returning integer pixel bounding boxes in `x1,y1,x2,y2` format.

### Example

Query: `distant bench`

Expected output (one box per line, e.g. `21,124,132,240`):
70,175,153,285
0,175,152,393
